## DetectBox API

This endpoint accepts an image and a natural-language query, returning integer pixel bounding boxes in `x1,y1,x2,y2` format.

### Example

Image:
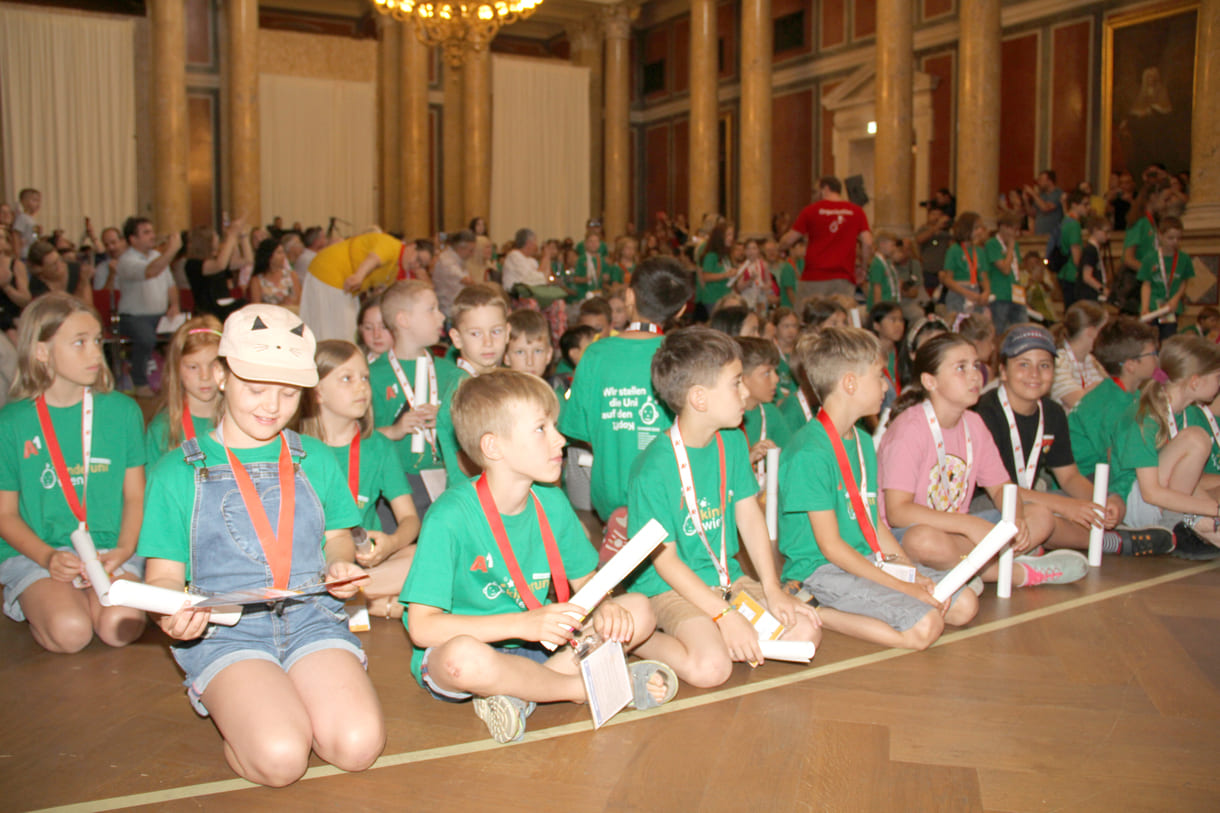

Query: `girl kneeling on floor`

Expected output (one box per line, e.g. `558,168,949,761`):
140,304,384,787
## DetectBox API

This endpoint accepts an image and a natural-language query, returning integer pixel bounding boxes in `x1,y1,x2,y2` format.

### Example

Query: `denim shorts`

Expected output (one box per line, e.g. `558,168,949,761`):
0,549,145,623
171,597,365,716
802,562,962,632
1124,481,1164,529
419,642,551,702
890,508,1002,543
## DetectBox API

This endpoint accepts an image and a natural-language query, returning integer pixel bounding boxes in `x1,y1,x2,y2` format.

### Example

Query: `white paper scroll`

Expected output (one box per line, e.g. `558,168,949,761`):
104,580,242,626
543,518,668,651
1140,305,1170,323
764,447,780,541
932,520,1019,603
411,358,428,454
997,484,1017,599
760,639,817,663
70,526,112,599
1088,463,1109,567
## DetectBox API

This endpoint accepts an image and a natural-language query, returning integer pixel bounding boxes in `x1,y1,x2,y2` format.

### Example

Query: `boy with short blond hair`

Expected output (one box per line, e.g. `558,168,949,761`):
505,309,554,379
401,370,675,743
370,280,462,514
779,327,978,650
625,327,821,687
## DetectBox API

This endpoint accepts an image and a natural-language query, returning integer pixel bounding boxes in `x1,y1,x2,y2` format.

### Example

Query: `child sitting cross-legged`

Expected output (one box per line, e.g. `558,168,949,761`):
400,370,677,743
624,328,821,687
778,327,978,649
736,336,794,472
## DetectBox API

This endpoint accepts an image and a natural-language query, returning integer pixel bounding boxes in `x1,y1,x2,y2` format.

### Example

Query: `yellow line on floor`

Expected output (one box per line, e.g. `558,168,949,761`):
33,560,1219,813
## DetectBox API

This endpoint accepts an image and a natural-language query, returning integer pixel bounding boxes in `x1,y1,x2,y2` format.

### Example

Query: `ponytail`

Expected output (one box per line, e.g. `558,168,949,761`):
1135,335,1220,448
888,332,972,423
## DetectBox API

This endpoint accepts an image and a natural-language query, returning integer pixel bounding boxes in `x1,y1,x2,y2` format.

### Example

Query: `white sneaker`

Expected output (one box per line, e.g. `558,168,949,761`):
1016,549,1088,587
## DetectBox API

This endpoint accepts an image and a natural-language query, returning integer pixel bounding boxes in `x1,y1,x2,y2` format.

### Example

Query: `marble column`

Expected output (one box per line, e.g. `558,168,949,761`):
441,62,465,232
739,0,772,235
874,0,914,236
688,0,718,226
378,18,402,232
602,3,634,239
567,20,604,219
1185,0,1220,234
463,45,491,227
401,28,430,238
226,0,260,225
149,0,188,233
955,0,1000,223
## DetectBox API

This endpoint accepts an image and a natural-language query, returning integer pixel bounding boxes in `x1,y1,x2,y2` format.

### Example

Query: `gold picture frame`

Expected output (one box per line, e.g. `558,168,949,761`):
1100,0,1198,182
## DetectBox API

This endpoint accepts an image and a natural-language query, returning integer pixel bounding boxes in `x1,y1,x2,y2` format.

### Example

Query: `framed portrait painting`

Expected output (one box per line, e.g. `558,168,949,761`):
1101,1,1198,179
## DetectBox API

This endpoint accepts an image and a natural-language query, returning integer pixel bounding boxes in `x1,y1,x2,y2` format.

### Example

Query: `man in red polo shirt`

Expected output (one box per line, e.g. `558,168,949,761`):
779,176,872,303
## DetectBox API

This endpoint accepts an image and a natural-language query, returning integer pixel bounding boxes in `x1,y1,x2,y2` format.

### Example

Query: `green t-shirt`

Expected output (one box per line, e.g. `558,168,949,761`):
1184,405,1220,475
1123,215,1158,269
400,480,598,683
777,262,797,308
625,429,758,597
136,431,360,580
437,367,473,482
742,402,794,450
1067,377,1137,479
0,393,145,561
983,236,1020,302
943,243,981,286
1138,250,1194,315
698,251,731,305
776,353,796,401
571,254,603,300
145,410,215,467
1058,217,1082,283
778,390,813,430
369,353,464,476
557,335,671,518
778,420,878,582
321,431,411,530
867,257,899,307
603,264,626,289
1111,403,1184,499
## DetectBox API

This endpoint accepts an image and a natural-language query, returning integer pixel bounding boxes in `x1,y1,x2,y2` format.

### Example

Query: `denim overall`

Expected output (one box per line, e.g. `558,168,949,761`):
171,429,362,715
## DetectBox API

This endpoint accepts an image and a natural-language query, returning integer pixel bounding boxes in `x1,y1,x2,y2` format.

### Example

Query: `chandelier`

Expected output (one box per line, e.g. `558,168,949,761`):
371,1,544,66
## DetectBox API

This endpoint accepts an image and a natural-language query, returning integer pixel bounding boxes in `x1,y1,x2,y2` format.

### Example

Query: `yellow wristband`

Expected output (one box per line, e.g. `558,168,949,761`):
711,606,734,624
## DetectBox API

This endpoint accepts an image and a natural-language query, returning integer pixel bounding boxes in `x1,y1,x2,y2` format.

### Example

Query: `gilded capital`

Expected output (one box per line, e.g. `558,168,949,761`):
601,2,639,41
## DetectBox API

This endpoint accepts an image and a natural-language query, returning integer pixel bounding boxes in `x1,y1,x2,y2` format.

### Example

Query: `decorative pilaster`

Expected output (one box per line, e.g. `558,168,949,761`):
688,0,718,226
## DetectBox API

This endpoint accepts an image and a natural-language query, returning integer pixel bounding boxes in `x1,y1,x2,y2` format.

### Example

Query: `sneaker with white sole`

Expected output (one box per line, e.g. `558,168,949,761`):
473,695,536,744
1114,527,1175,556
1016,549,1089,587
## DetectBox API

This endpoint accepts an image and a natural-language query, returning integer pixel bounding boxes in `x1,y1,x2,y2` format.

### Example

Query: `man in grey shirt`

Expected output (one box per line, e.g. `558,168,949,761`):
431,230,476,320
1024,169,1063,255
116,216,180,397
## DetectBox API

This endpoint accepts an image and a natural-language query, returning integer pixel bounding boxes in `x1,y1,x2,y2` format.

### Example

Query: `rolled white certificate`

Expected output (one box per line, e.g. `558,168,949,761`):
932,519,1018,603
411,357,428,454
1140,305,1170,323
543,518,668,651
70,526,112,601
997,484,1017,599
575,449,593,468
1088,463,1109,567
105,580,242,626
765,447,780,541
849,307,862,328
760,639,816,663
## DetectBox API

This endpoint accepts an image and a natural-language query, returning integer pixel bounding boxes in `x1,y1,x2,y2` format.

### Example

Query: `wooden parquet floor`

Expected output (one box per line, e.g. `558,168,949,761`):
3,557,1219,812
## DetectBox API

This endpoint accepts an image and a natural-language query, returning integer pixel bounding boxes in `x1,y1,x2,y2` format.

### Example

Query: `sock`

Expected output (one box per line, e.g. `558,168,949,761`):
1102,531,1121,554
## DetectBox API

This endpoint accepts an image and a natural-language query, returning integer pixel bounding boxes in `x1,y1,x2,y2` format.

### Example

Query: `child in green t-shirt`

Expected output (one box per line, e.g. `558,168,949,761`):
0,293,147,653
578,296,613,339
737,337,794,474
867,232,901,309
558,257,694,553
625,328,821,686
504,308,554,380
1183,306,1219,340
1110,335,1220,558
369,280,462,515
1138,215,1194,340
778,326,977,649
939,211,990,317
1068,316,1160,479
983,212,1024,336
302,340,420,619
1056,190,1090,308
1183,389,1220,477
401,371,676,743
145,314,223,465
140,304,379,787
770,306,800,400
867,301,906,418
764,238,798,308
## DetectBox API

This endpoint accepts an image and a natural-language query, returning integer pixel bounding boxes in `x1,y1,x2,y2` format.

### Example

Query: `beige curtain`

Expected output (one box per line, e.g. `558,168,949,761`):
259,73,377,233
490,56,590,245
0,4,137,235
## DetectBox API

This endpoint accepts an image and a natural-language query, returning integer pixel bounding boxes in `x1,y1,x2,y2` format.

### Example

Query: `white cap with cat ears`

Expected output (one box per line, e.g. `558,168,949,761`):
218,304,318,387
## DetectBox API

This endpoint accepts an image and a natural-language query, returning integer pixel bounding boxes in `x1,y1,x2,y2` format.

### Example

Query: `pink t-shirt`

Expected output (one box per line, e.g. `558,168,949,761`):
876,403,1009,526
791,199,870,283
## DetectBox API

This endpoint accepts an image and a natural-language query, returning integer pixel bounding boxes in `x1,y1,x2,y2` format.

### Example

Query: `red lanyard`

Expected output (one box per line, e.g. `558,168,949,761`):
817,410,880,553
474,473,569,610
181,402,195,441
347,430,361,503
224,435,296,590
34,393,89,527
965,245,978,287
1111,376,1127,392
397,243,411,281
